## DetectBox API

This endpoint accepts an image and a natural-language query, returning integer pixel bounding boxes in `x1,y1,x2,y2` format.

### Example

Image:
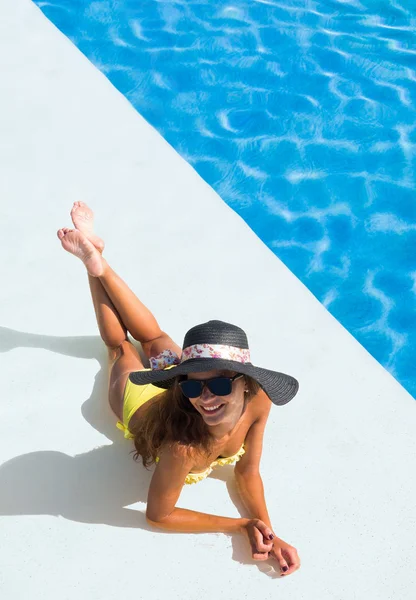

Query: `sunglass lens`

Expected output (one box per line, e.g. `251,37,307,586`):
207,377,232,396
179,380,203,398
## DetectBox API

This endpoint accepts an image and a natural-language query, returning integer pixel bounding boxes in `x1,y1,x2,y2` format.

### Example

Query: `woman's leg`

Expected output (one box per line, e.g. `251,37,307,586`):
58,203,182,421
58,226,145,421
69,201,182,362
98,260,182,361
88,272,146,421
87,272,127,349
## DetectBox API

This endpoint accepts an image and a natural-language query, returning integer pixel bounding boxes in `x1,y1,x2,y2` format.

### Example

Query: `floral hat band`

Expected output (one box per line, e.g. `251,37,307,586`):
181,343,251,364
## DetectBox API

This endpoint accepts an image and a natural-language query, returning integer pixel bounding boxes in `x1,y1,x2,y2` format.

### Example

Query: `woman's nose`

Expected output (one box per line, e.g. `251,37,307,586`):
200,383,214,399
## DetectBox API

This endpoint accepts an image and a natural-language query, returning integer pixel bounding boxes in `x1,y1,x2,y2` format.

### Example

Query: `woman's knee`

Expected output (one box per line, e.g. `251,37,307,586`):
109,339,144,373
107,345,122,363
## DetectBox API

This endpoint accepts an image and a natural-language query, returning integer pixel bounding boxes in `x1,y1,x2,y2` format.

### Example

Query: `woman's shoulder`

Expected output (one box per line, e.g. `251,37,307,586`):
157,440,212,476
250,389,272,421
158,440,198,464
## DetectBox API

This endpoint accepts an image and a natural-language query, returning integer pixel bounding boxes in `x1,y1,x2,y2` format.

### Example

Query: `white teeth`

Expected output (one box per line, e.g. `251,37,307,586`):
202,404,222,411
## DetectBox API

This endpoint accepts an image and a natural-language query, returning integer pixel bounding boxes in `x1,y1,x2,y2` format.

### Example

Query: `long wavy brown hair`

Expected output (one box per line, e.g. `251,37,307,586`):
129,374,262,468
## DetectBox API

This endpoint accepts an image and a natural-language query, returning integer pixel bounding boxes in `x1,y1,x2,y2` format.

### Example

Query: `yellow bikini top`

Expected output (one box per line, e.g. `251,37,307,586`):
155,444,246,485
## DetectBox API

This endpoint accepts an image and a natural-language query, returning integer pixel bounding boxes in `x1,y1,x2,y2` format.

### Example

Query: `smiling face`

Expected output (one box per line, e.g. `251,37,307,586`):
184,369,247,428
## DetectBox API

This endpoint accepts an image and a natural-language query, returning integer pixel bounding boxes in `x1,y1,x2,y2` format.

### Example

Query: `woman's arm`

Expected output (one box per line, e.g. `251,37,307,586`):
147,507,248,533
234,394,272,526
146,442,244,533
234,394,301,575
145,442,273,540
235,471,272,526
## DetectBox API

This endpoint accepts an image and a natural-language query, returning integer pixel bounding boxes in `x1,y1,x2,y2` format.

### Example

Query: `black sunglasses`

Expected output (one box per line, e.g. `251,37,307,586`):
179,374,244,399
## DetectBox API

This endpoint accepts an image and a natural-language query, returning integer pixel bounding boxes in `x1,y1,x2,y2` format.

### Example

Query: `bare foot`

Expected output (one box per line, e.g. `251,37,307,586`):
57,228,104,277
70,201,105,252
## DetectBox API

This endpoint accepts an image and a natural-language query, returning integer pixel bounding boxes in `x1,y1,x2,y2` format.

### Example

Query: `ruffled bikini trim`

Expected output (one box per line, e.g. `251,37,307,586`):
182,444,246,485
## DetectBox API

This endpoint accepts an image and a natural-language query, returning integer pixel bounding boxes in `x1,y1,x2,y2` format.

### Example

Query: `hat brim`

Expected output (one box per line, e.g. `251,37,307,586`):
129,358,299,406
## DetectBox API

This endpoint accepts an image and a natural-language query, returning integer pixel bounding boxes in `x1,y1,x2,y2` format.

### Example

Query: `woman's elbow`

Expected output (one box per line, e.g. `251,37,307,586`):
145,506,173,527
145,512,158,527
234,463,261,479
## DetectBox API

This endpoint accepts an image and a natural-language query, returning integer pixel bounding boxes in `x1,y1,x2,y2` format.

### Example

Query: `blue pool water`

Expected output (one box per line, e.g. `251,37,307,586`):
34,1,416,397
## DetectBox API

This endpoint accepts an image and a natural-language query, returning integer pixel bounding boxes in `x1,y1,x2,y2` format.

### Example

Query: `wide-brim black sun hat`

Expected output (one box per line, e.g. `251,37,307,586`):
129,320,299,406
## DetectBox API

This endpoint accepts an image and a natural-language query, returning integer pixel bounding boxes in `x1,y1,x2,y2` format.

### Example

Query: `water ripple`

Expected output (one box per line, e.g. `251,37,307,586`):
33,0,416,398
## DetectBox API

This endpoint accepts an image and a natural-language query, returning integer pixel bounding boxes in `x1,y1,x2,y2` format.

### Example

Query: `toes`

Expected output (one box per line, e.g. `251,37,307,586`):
58,227,72,239
71,200,86,210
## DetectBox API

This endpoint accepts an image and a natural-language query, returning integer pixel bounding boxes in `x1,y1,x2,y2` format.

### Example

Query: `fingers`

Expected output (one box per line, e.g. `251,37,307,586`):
250,537,270,561
271,546,289,572
253,526,273,553
273,546,301,576
252,549,270,561
243,520,275,561
281,563,299,576
281,547,301,575
254,519,275,542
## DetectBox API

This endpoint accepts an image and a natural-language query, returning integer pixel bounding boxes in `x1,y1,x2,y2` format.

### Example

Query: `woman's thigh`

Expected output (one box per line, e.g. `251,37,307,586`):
108,339,144,421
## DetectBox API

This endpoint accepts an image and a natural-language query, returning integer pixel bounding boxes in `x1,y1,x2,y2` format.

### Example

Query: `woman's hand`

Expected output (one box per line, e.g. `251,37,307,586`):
241,520,301,575
269,535,301,576
240,519,274,561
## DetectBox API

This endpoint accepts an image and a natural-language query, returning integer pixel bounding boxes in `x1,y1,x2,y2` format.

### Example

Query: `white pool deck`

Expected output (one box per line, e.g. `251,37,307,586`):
1,1,415,598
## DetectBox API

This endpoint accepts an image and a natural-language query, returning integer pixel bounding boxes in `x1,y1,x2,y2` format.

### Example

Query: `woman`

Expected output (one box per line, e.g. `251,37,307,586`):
57,201,301,576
